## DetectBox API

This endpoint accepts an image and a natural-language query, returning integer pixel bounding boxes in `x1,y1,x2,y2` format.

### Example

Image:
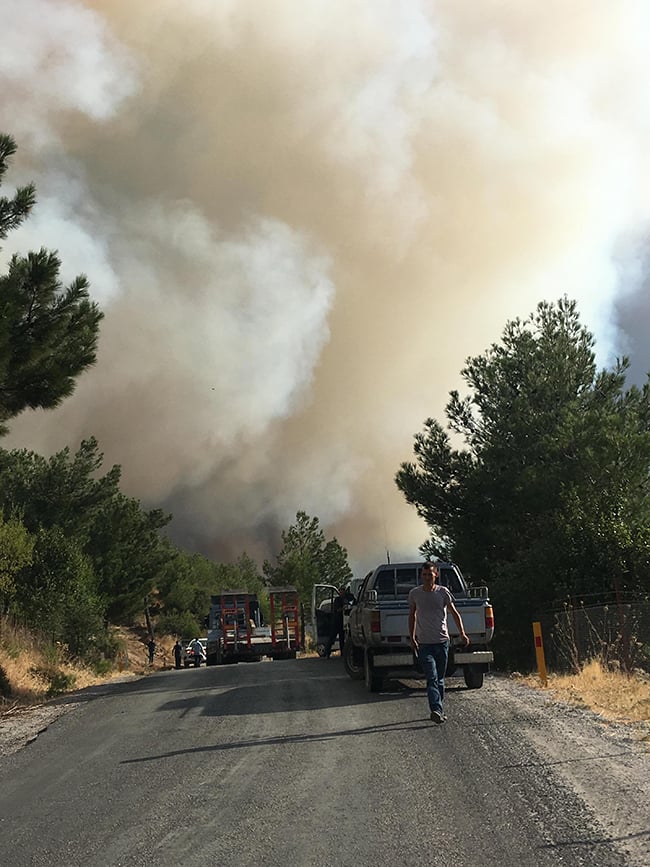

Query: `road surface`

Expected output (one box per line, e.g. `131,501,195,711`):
0,658,648,866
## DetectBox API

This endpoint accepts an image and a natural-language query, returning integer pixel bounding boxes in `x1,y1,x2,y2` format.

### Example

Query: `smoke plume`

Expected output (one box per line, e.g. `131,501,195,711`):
3,0,650,573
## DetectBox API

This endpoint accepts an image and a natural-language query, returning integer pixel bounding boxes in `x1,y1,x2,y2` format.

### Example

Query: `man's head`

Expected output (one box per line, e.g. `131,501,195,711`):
421,562,439,587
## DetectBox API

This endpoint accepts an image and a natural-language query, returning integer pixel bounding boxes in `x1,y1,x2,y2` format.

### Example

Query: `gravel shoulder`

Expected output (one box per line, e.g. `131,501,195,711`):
0,674,141,759
495,676,650,865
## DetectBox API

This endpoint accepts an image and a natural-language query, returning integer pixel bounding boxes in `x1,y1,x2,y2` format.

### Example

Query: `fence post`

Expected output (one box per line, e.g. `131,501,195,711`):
532,621,548,686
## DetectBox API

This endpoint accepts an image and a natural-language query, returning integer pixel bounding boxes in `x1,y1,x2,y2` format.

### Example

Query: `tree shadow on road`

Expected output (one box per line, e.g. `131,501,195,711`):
120,716,433,764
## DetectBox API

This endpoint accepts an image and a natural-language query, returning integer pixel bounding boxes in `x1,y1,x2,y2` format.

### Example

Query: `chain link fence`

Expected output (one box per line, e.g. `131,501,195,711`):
538,595,650,674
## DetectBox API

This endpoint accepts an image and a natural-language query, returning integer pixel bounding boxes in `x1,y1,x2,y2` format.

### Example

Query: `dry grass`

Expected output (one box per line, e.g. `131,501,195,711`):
0,619,181,713
519,659,650,728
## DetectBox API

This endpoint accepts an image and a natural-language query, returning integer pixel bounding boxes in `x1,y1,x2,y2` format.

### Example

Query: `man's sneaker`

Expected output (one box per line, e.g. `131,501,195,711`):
430,710,444,724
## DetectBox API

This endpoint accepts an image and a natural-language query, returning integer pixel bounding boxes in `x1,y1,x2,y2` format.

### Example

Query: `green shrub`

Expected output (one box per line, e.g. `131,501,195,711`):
85,628,124,664
91,658,113,677
0,664,11,698
29,665,76,698
157,609,202,639
40,642,62,666
3,639,20,660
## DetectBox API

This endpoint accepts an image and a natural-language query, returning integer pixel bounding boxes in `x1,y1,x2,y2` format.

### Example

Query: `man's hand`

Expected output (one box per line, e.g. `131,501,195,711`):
460,631,470,647
410,636,418,652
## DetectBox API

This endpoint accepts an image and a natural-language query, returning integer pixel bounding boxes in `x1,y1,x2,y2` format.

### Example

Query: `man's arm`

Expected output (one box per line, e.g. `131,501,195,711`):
448,602,470,646
408,600,417,650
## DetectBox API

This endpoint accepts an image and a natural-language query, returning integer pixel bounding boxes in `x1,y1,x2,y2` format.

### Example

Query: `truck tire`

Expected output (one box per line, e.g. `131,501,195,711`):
343,640,364,680
206,653,218,666
364,651,383,693
463,665,484,689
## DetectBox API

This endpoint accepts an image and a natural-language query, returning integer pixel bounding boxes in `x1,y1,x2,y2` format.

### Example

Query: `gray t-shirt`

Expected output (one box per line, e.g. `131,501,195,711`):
409,584,453,643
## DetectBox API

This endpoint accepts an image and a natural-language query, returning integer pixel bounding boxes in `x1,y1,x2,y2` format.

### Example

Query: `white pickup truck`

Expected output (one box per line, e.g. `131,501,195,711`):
337,561,494,692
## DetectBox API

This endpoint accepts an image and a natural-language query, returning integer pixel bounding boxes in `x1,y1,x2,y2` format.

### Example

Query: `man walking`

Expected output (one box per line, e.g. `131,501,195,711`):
409,562,469,724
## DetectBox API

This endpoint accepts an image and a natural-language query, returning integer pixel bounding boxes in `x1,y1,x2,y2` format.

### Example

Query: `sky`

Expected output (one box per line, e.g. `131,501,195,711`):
2,0,650,575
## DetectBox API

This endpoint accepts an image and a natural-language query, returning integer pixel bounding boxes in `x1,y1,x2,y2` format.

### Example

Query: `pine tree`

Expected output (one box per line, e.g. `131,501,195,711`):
0,134,103,434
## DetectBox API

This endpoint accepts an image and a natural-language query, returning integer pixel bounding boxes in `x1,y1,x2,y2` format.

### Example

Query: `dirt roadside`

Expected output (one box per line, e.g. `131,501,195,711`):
0,673,142,759
0,626,174,758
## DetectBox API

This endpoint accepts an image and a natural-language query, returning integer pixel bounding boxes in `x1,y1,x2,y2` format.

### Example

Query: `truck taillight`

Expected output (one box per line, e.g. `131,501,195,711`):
485,606,494,629
370,611,381,633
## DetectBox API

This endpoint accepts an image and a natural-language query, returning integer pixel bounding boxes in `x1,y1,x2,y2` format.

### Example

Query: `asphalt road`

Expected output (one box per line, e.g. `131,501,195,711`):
0,658,644,867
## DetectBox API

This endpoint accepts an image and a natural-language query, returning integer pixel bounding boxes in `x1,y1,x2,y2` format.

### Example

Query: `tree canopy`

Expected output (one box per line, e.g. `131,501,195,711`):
0,134,103,434
396,298,650,664
264,510,353,605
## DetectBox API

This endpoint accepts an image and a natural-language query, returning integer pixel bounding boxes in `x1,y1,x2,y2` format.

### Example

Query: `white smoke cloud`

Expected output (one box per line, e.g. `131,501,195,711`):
0,0,137,147
3,0,650,571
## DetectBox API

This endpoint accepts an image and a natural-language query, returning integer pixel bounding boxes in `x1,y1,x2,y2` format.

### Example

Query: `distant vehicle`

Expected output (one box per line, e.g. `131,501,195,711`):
205,588,302,664
184,638,207,668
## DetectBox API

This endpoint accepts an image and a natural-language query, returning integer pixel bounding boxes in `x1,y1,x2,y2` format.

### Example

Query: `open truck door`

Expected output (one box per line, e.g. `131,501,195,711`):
311,583,339,657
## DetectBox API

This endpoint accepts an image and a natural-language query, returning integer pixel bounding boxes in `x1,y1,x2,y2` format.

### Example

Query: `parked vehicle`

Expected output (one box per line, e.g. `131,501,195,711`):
268,586,302,660
184,638,207,668
318,561,494,692
206,588,303,664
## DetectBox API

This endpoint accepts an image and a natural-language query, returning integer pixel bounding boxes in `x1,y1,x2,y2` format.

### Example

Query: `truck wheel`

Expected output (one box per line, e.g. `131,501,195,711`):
463,665,484,689
206,653,217,666
343,640,364,680
364,651,383,693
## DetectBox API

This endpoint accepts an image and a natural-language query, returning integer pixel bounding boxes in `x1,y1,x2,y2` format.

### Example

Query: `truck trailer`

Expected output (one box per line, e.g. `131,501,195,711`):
205,587,302,664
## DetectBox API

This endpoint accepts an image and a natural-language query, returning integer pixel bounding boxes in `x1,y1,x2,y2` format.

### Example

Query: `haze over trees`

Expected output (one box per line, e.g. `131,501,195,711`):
0,134,354,677
396,297,650,663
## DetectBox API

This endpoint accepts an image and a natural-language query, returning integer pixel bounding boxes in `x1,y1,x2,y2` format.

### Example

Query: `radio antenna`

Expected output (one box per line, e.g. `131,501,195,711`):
380,493,390,564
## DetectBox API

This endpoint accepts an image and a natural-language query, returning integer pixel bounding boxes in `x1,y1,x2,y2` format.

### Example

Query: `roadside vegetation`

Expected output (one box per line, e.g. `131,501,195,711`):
397,297,650,671
520,662,650,734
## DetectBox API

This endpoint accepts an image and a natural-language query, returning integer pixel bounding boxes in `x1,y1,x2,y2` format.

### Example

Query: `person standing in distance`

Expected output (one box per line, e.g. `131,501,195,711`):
147,637,156,666
409,562,470,724
173,639,183,670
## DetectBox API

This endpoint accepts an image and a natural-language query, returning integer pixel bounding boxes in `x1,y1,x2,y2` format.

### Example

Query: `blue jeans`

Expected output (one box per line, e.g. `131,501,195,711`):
418,641,449,714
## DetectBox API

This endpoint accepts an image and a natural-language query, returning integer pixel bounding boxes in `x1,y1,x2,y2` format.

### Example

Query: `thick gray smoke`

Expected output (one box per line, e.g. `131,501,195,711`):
3,0,650,573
